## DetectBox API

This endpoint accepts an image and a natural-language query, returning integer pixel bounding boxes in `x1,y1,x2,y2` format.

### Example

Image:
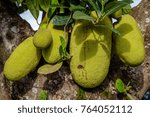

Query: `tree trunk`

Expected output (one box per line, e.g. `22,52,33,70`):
131,0,150,99
0,0,150,100
0,0,34,99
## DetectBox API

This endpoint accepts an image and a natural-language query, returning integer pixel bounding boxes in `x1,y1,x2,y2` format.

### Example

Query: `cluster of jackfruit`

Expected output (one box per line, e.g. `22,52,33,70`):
70,12,145,88
4,21,67,81
4,9,145,89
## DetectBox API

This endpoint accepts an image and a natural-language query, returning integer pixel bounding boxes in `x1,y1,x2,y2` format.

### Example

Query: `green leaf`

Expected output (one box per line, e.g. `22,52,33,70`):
98,0,108,4
17,0,23,4
59,46,64,58
38,90,48,100
26,0,39,20
95,24,120,35
122,4,132,14
60,36,66,49
116,79,125,93
52,15,73,26
123,0,133,4
59,36,70,60
73,11,95,22
47,0,59,20
87,0,99,12
102,1,128,19
76,87,86,100
51,0,58,5
37,62,63,75
38,0,50,12
69,4,86,11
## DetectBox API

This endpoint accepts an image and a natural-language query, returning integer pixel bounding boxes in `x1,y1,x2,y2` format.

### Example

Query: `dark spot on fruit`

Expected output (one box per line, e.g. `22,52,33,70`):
78,65,84,69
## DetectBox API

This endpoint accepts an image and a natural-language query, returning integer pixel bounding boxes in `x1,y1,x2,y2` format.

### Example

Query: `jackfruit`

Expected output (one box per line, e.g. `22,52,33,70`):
113,14,145,66
70,16,112,88
42,22,68,64
4,37,41,81
111,9,122,19
33,28,52,48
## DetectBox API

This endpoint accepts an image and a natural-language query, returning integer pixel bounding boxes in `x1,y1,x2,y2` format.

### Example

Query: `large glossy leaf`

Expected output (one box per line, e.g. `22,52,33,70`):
87,0,99,11
52,15,73,26
38,0,50,12
38,62,63,75
69,4,86,11
26,0,39,20
102,1,128,19
73,11,95,22
47,0,59,20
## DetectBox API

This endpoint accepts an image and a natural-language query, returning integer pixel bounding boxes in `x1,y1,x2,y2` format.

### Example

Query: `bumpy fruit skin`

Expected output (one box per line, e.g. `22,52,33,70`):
33,28,52,48
4,37,41,81
42,22,68,64
70,17,112,88
113,15,145,66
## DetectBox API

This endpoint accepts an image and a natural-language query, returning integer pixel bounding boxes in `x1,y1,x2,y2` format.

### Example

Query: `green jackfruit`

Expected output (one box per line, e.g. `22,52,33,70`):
4,37,41,81
33,28,52,48
42,22,68,64
111,9,122,19
70,17,112,88
113,14,145,66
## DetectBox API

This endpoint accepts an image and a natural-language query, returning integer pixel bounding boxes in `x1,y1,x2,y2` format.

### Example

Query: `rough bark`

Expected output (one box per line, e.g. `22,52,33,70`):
0,0,150,100
131,0,150,99
0,0,34,99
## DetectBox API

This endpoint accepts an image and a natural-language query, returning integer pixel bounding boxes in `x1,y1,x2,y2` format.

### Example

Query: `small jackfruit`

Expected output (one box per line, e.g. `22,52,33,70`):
70,16,112,88
42,22,68,64
113,15,145,66
4,37,41,81
111,9,122,19
33,28,52,48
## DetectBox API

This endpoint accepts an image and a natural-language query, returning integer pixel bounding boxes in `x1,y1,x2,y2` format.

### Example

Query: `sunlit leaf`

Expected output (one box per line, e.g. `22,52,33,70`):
38,90,48,100
26,0,39,20
37,62,63,75
116,79,125,93
52,15,73,26
38,0,50,12
73,11,95,22
47,0,59,20
59,36,70,60
69,4,86,11
102,1,128,19
60,36,66,49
